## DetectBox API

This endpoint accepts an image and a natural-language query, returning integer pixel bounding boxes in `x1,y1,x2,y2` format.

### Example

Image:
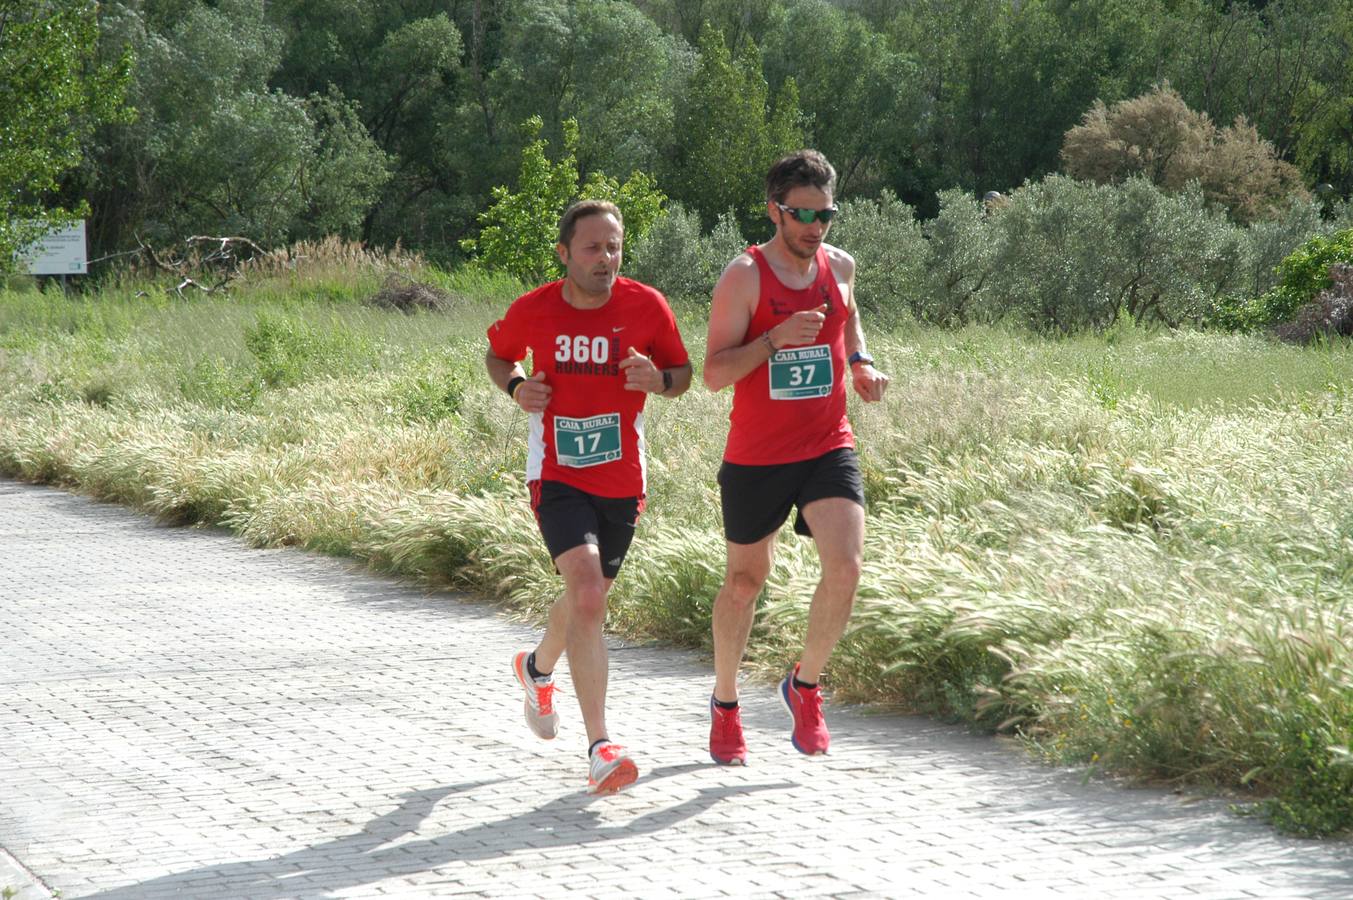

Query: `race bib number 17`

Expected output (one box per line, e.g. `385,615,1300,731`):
554,413,622,467
768,344,833,400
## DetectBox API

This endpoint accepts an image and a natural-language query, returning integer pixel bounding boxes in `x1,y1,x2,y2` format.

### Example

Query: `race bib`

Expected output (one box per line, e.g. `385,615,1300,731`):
554,413,622,467
768,344,833,400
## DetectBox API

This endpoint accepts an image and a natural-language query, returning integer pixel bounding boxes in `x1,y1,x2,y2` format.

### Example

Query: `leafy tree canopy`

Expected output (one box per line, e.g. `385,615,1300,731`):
0,0,132,271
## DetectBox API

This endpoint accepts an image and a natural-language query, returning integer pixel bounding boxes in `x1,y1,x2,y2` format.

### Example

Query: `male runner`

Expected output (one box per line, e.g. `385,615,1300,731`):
486,199,692,792
703,150,889,764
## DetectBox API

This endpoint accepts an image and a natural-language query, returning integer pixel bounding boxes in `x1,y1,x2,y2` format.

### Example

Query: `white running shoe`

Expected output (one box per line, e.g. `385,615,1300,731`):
512,650,558,739
587,741,638,794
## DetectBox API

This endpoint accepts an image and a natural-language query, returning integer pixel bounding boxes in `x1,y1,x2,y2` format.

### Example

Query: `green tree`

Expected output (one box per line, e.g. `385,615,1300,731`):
463,116,670,284
490,0,689,180
461,116,580,284
761,0,922,198
87,0,389,250
666,24,803,233
0,0,131,271
579,170,667,245
645,0,779,53
1168,0,1352,172
297,88,392,239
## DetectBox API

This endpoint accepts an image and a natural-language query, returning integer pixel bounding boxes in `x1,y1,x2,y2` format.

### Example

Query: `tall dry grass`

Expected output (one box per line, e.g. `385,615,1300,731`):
2,276,1352,835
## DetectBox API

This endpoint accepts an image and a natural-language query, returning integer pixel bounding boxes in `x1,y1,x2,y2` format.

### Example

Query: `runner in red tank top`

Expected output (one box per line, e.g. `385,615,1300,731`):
485,200,692,793
702,151,890,764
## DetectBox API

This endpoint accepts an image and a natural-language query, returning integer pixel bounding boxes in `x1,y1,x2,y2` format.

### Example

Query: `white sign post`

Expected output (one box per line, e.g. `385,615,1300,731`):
17,221,88,283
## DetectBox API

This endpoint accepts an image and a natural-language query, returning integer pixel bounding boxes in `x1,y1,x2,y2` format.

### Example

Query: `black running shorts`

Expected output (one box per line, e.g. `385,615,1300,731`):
717,447,865,545
529,480,644,580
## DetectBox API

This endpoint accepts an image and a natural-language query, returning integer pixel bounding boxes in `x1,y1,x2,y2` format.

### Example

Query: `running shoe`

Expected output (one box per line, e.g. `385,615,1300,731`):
587,741,639,794
512,650,558,739
709,697,748,765
779,663,829,755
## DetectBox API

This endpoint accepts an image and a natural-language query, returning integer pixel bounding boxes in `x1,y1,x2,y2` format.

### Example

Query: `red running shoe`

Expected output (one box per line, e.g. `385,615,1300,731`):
709,697,748,766
588,741,639,794
779,663,829,755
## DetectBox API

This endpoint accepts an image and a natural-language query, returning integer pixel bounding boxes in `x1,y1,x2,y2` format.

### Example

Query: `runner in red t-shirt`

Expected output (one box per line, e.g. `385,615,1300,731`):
702,151,889,764
485,200,691,793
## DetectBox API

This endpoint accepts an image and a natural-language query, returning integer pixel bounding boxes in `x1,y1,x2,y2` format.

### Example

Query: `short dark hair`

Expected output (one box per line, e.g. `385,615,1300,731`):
557,200,623,248
765,150,837,204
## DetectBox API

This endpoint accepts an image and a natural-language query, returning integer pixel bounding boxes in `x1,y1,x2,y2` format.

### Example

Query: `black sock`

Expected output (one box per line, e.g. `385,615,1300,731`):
793,675,818,690
714,698,739,710
526,651,551,680
589,738,610,756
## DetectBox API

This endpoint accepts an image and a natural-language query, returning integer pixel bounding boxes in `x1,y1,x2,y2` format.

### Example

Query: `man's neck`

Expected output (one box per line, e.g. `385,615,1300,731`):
762,235,818,281
562,279,611,309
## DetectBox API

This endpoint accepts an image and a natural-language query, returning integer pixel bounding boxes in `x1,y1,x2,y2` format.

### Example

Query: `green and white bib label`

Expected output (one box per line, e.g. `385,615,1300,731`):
554,413,622,467
768,344,833,400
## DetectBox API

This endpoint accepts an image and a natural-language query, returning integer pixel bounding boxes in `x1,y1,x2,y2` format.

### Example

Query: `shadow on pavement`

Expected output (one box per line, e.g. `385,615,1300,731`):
82,765,793,899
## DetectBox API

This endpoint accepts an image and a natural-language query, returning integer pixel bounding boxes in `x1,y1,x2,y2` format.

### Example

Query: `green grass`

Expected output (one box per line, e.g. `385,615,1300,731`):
3,272,1353,837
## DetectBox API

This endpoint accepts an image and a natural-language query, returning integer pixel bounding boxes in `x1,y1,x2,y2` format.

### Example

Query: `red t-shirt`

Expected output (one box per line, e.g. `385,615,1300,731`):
487,277,689,498
723,245,854,466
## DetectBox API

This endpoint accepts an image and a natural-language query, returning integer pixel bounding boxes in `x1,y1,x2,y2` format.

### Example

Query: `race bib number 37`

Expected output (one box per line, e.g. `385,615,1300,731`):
554,413,622,467
768,344,833,400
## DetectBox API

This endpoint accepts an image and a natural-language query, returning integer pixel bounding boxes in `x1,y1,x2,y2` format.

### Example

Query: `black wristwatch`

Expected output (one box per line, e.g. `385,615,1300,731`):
661,369,673,392
848,351,874,367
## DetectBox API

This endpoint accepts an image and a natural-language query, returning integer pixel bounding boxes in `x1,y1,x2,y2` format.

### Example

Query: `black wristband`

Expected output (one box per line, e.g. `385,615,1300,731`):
506,375,526,399
661,369,673,393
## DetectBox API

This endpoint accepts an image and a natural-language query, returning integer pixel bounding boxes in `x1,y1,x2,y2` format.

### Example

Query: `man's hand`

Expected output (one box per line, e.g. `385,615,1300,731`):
619,346,664,393
514,370,551,412
851,363,889,402
768,304,828,349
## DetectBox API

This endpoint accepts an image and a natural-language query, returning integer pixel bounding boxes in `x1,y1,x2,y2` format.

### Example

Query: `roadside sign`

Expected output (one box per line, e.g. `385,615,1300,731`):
17,220,87,275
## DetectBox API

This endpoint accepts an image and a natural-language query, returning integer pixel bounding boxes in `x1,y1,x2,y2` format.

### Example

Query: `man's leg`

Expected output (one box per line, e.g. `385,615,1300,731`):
533,543,614,746
712,534,777,703
531,575,615,677
796,496,864,682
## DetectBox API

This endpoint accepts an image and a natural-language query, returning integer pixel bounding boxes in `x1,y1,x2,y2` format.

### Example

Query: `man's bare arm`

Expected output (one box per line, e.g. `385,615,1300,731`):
485,348,551,413
703,256,828,391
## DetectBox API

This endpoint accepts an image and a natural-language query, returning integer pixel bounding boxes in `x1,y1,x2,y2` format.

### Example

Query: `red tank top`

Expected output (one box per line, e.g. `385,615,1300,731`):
722,244,854,465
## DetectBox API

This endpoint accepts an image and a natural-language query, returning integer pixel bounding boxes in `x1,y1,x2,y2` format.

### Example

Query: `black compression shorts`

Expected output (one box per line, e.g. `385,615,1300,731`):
529,480,644,579
717,447,864,545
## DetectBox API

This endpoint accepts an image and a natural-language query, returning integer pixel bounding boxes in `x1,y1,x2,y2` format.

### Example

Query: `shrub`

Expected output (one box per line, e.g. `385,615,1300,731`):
1273,265,1353,344
624,203,747,303
1061,84,1308,224
981,177,1238,331
243,311,372,388
828,191,927,329
1241,229,1353,330
391,373,465,424
179,358,260,409
919,189,999,326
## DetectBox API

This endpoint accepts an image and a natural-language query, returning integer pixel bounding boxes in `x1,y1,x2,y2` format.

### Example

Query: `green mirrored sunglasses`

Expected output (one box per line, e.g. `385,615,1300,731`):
776,203,838,224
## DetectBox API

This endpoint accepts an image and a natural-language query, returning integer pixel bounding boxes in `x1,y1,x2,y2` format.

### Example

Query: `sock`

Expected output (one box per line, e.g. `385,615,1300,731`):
714,698,739,711
589,738,610,757
793,675,818,690
526,651,551,680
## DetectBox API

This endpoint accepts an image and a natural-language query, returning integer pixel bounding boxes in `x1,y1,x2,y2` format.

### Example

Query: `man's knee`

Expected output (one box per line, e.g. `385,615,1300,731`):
820,551,862,595
567,575,609,623
723,567,768,606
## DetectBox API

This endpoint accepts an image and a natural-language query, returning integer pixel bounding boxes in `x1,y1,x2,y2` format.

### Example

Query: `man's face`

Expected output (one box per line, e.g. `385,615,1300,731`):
769,185,834,260
557,212,623,296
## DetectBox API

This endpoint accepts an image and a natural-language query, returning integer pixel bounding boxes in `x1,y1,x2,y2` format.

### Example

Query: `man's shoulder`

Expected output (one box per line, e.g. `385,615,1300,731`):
507,280,563,312
822,243,856,278
714,250,760,293
614,276,668,304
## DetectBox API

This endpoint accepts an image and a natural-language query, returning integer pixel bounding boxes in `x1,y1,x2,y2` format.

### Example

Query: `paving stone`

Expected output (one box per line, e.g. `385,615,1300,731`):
2,480,1352,899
